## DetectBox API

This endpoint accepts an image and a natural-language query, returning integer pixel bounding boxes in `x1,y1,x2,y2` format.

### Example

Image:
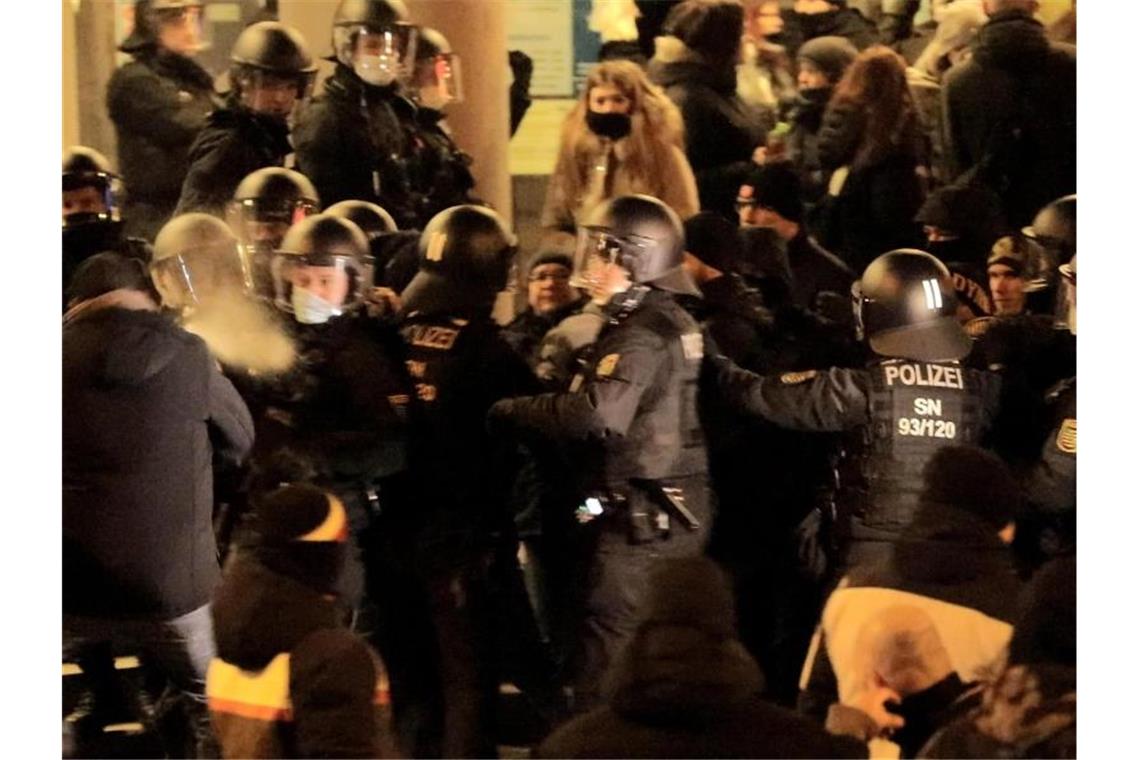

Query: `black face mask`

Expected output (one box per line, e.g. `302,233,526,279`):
586,110,632,141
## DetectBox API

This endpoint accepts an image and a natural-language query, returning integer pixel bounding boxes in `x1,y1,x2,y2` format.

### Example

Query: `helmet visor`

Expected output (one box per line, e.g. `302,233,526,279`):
229,199,319,296
233,68,316,122
416,53,463,105
148,3,213,54
1053,260,1076,334
270,253,373,315
151,245,246,309
572,227,641,300
337,24,418,85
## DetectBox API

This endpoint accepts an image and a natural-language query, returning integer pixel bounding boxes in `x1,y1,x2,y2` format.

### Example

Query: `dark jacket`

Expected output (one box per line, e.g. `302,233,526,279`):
648,39,770,220
208,552,394,758
63,291,253,618
786,227,855,310
62,222,152,302
501,298,586,371
798,505,1022,721
536,606,867,758
106,49,220,239
786,86,833,208
780,7,879,56
408,108,477,227
293,65,421,228
816,100,925,270
175,101,293,217
942,10,1076,226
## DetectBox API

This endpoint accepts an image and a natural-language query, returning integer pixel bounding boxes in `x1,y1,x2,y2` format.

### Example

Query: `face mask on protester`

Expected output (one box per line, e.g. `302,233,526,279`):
586,110,632,141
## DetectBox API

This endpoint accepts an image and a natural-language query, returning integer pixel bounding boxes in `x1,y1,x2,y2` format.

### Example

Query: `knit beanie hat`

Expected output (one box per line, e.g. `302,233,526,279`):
251,484,349,595
663,0,745,65
742,161,805,223
66,252,155,305
918,445,1022,529
915,184,1008,244
796,35,859,84
684,212,742,273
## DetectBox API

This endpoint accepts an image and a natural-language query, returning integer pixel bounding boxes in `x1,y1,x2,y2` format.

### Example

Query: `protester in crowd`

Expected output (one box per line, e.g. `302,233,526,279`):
781,0,879,56
107,0,221,240
648,0,771,219
502,245,586,367
738,0,798,115
816,44,926,270
986,234,1044,317
543,59,699,234
915,182,1008,266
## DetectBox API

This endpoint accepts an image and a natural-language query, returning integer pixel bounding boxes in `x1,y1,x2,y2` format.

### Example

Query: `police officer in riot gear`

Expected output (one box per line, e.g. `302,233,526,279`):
407,27,478,223
229,167,321,300
176,21,317,216
325,199,419,289
62,146,151,299
394,205,548,757
107,0,221,240
714,248,1002,570
150,212,248,317
488,195,713,711
294,0,422,226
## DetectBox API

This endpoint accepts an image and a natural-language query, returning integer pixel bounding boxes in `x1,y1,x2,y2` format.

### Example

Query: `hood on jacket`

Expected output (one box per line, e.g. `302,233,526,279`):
971,10,1053,72
649,36,738,93
63,290,188,387
212,551,343,672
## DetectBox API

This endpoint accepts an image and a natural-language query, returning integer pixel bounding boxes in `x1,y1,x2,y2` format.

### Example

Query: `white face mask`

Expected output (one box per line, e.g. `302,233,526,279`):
418,86,451,111
354,54,398,87
291,287,340,325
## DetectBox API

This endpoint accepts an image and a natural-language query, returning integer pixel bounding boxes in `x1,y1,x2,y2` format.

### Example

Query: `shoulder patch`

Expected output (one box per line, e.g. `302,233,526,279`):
780,369,818,385
1056,418,1076,454
681,332,704,361
596,353,621,378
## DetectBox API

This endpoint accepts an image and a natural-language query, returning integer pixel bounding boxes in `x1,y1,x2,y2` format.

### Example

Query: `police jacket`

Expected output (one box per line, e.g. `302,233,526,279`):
246,314,411,495
106,48,220,236
490,289,709,491
408,108,477,227
715,356,1001,543
209,551,394,758
293,65,420,227
63,291,253,619
175,100,293,217
398,305,541,559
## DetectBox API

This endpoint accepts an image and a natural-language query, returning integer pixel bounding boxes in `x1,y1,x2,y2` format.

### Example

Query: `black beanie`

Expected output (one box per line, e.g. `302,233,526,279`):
67,252,154,305
1008,556,1076,667
915,184,1008,243
252,484,348,595
663,0,745,64
684,212,742,273
796,35,859,84
528,249,574,274
918,445,1022,529
742,161,805,223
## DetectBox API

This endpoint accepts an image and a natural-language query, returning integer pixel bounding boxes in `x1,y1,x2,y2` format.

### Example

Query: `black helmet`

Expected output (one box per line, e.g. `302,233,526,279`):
400,205,518,315
334,0,409,29
573,194,699,298
412,27,463,107
1024,194,1076,266
229,168,321,297
120,1,205,54
325,200,398,240
63,146,121,228
151,213,245,311
271,214,374,323
853,249,971,362
229,21,317,110
331,0,416,82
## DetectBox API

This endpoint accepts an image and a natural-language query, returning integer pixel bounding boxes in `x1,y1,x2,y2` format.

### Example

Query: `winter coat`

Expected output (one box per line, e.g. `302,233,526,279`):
106,49,220,240
942,10,1076,226
501,299,586,371
815,100,926,271
63,291,253,619
798,504,1022,721
541,136,700,234
293,65,421,228
780,7,879,57
175,101,293,217
408,108,478,227
786,87,834,208
786,227,856,311
536,604,868,758
648,37,771,220
208,551,395,758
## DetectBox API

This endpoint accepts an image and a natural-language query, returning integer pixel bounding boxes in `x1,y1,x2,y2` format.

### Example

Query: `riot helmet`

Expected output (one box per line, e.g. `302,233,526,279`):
151,213,246,312
572,194,699,301
1054,255,1076,335
412,27,462,110
852,249,971,362
331,0,417,88
325,200,398,240
229,21,317,121
1024,194,1076,272
271,214,374,325
121,1,210,56
400,205,518,315
63,146,121,228
229,168,321,297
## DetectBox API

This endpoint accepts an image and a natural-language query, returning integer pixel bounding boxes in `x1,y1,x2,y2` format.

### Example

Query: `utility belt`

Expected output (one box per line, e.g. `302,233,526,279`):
577,478,701,546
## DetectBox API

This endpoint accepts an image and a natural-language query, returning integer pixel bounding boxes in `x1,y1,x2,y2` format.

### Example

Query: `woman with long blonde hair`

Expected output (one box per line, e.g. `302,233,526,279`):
541,60,700,233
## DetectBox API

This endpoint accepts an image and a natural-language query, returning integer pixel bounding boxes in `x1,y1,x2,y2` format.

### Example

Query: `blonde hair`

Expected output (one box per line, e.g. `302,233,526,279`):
550,60,687,215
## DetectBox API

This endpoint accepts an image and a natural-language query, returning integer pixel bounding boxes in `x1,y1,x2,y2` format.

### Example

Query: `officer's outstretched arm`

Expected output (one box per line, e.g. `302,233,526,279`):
490,327,664,441
713,353,870,432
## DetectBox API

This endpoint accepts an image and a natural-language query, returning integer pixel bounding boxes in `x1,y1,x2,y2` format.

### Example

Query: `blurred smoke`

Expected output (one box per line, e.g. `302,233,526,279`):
182,288,297,374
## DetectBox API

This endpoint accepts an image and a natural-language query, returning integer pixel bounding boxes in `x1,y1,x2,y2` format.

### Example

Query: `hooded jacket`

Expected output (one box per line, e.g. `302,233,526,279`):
648,36,770,220
106,48,220,239
175,100,293,217
63,290,254,618
207,551,394,758
942,10,1076,226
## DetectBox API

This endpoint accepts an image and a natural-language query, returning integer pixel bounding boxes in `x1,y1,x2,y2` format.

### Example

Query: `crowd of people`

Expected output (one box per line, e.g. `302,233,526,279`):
62,0,1076,757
